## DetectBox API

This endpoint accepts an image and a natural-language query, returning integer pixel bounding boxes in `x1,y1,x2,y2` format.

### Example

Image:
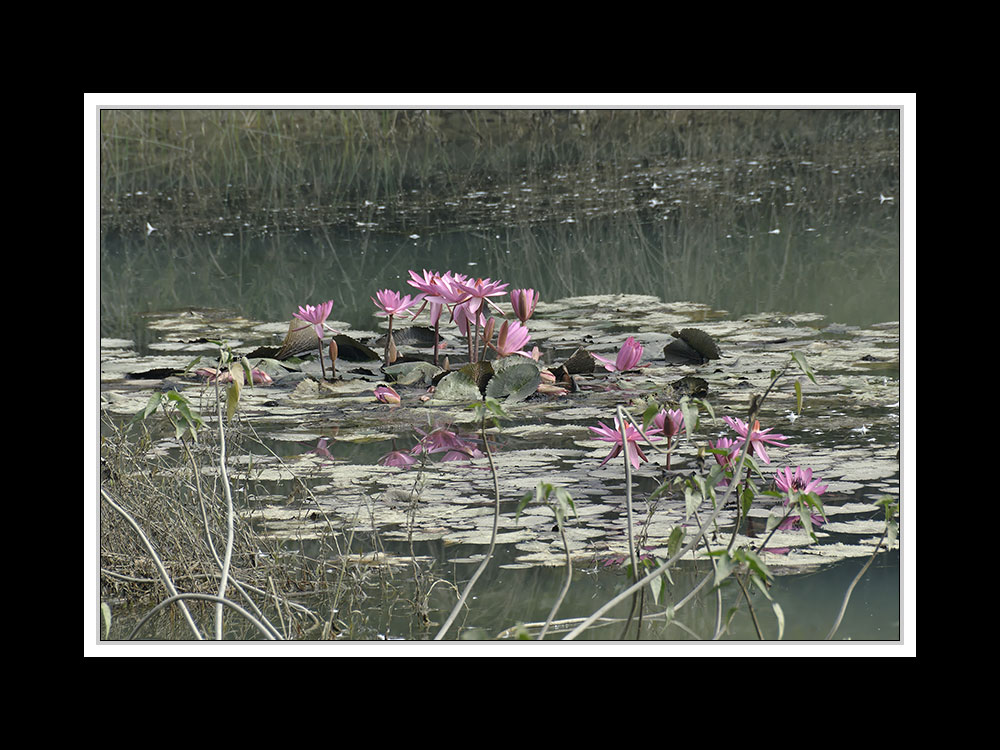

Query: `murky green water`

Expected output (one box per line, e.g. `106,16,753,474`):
97,109,903,644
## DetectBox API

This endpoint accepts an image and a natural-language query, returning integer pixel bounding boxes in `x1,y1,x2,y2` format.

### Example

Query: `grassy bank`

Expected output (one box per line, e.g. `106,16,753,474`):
100,109,900,227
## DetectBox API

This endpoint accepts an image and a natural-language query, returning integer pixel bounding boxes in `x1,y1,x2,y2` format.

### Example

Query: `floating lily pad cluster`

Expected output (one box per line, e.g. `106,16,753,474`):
101,291,899,575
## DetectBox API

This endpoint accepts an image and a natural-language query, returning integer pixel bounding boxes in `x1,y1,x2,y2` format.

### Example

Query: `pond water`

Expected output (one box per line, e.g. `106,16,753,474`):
96,109,906,647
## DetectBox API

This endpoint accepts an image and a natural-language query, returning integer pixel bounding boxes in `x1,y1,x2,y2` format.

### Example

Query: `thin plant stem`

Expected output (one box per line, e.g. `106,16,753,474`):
127,592,278,640
384,314,394,365
538,518,573,640
100,487,204,640
434,409,500,640
826,524,889,640
213,375,236,641
564,427,755,640
616,405,641,640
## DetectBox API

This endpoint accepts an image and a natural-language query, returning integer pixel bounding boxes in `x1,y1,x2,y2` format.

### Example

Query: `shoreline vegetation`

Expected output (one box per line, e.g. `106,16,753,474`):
100,109,900,234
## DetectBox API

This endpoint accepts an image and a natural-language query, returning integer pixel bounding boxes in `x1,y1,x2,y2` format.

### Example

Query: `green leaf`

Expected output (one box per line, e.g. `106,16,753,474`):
791,350,817,384
383,360,443,385
642,400,660,431
772,601,785,640
667,526,685,558
679,396,699,438
130,392,163,426
485,361,540,403
101,602,112,639
794,378,803,414
431,369,483,403
515,492,532,523
713,552,733,587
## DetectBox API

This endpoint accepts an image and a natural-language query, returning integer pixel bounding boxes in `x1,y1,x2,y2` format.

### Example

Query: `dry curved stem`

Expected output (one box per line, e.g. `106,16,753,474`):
826,524,889,640
434,409,500,640
100,487,204,640
212,376,236,641
127,592,279,640
616,405,642,640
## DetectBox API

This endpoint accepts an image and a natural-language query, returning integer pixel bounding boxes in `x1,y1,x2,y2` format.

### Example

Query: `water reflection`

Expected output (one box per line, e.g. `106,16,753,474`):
100,151,899,348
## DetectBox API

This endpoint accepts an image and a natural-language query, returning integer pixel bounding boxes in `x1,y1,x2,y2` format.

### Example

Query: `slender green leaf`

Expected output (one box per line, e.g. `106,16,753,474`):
791,350,817,384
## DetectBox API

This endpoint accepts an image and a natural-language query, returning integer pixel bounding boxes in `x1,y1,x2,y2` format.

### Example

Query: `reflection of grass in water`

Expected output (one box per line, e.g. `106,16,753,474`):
100,109,899,339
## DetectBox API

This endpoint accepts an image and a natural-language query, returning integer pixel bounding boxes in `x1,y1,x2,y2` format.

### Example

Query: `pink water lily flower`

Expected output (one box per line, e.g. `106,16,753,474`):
510,288,539,323
593,336,645,372
490,319,532,357
452,299,488,336
589,417,662,471
774,466,828,497
372,289,423,317
453,276,510,316
709,437,739,485
723,416,790,465
293,300,334,339
774,466,828,530
374,384,401,405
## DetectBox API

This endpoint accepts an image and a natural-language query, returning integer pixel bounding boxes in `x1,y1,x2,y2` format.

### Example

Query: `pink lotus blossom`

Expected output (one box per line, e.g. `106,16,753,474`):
593,336,645,372
372,289,423,317
374,385,401,405
293,300,334,339
723,416,789,464
510,288,539,322
589,417,662,471
490,319,532,357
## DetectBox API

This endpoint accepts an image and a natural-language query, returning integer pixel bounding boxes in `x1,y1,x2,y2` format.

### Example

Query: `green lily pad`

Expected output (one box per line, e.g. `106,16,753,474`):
485,361,541,403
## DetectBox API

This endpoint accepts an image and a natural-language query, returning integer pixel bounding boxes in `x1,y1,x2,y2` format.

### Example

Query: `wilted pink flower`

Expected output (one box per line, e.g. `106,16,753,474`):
589,417,662,471
374,385,401,405
441,444,485,462
372,289,423,317
308,437,334,460
723,416,790,464
378,450,417,468
593,336,645,372
510,288,539,322
293,300,334,339
490,319,532,357
195,367,273,385
411,425,471,456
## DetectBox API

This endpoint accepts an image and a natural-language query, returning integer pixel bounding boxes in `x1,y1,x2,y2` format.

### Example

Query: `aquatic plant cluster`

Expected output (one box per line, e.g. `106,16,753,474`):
291,269,833,556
